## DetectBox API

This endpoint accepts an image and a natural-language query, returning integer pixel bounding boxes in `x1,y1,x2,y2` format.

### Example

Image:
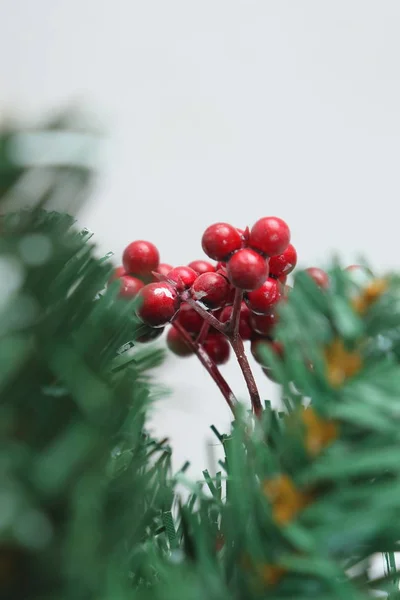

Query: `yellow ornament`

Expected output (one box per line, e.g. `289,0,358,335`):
301,407,338,456
324,338,362,387
263,474,310,525
352,278,387,314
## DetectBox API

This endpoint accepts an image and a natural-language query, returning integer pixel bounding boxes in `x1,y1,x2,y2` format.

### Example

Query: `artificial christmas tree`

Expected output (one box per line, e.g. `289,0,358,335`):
1,115,400,600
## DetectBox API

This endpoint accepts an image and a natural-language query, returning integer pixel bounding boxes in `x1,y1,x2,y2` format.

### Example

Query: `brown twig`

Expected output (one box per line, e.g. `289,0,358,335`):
227,288,243,337
229,335,263,418
172,321,237,415
184,296,227,334
196,320,210,345
182,292,263,418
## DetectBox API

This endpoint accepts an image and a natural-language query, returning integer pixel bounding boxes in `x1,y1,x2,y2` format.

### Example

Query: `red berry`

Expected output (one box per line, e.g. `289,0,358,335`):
154,263,174,278
176,302,204,333
236,228,247,247
203,334,230,365
269,244,297,278
191,272,229,310
224,285,236,306
167,266,198,292
166,327,194,357
136,282,180,327
219,302,252,340
249,312,278,336
212,307,223,320
305,267,329,289
188,260,216,275
245,277,282,314
249,217,290,257
109,265,126,283
123,240,160,276
251,338,283,366
226,248,269,291
201,223,242,261
279,275,287,285
119,275,144,298
136,327,164,343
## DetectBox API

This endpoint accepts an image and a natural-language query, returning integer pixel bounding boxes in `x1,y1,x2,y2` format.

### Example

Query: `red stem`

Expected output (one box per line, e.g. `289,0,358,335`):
227,288,243,337
172,322,237,415
183,293,263,418
229,335,263,418
196,320,210,345
184,296,226,334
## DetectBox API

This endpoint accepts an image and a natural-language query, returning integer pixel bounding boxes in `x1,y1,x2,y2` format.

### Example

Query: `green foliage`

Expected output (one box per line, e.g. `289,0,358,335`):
2,117,400,600
0,120,170,600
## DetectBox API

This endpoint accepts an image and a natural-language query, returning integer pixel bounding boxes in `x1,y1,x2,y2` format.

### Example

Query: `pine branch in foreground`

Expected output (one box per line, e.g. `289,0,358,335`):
150,269,400,600
0,119,170,600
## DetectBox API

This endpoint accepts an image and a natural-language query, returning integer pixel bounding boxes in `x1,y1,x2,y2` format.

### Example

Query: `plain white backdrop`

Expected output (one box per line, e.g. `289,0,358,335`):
1,1,400,481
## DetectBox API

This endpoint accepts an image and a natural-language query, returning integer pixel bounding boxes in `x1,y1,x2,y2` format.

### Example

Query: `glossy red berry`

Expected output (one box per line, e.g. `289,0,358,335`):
123,240,160,276
249,217,290,257
136,282,180,327
305,267,329,289
154,263,174,279
249,311,278,336
224,285,236,306
226,248,269,291
176,302,204,333
119,275,144,298
191,272,229,310
269,244,297,278
203,334,230,365
202,223,242,261
136,326,164,343
245,277,282,314
187,260,216,275
236,227,247,247
251,338,283,366
166,327,194,357
219,302,252,340
109,265,126,283
167,266,198,292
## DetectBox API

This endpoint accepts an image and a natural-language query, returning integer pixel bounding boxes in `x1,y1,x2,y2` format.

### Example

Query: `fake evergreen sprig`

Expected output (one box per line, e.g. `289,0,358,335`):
0,119,171,600
152,269,400,600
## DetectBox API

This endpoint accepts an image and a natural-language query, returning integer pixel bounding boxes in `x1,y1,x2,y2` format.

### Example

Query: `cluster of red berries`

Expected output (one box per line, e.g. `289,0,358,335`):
110,217,330,377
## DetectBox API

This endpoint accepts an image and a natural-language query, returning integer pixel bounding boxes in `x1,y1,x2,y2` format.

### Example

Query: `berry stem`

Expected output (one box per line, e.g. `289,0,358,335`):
184,296,227,335
183,293,263,418
227,288,243,337
196,320,210,345
229,335,263,418
172,322,237,415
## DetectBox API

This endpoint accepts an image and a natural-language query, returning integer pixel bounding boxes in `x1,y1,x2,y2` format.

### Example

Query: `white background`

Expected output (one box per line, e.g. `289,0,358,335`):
1,1,400,480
